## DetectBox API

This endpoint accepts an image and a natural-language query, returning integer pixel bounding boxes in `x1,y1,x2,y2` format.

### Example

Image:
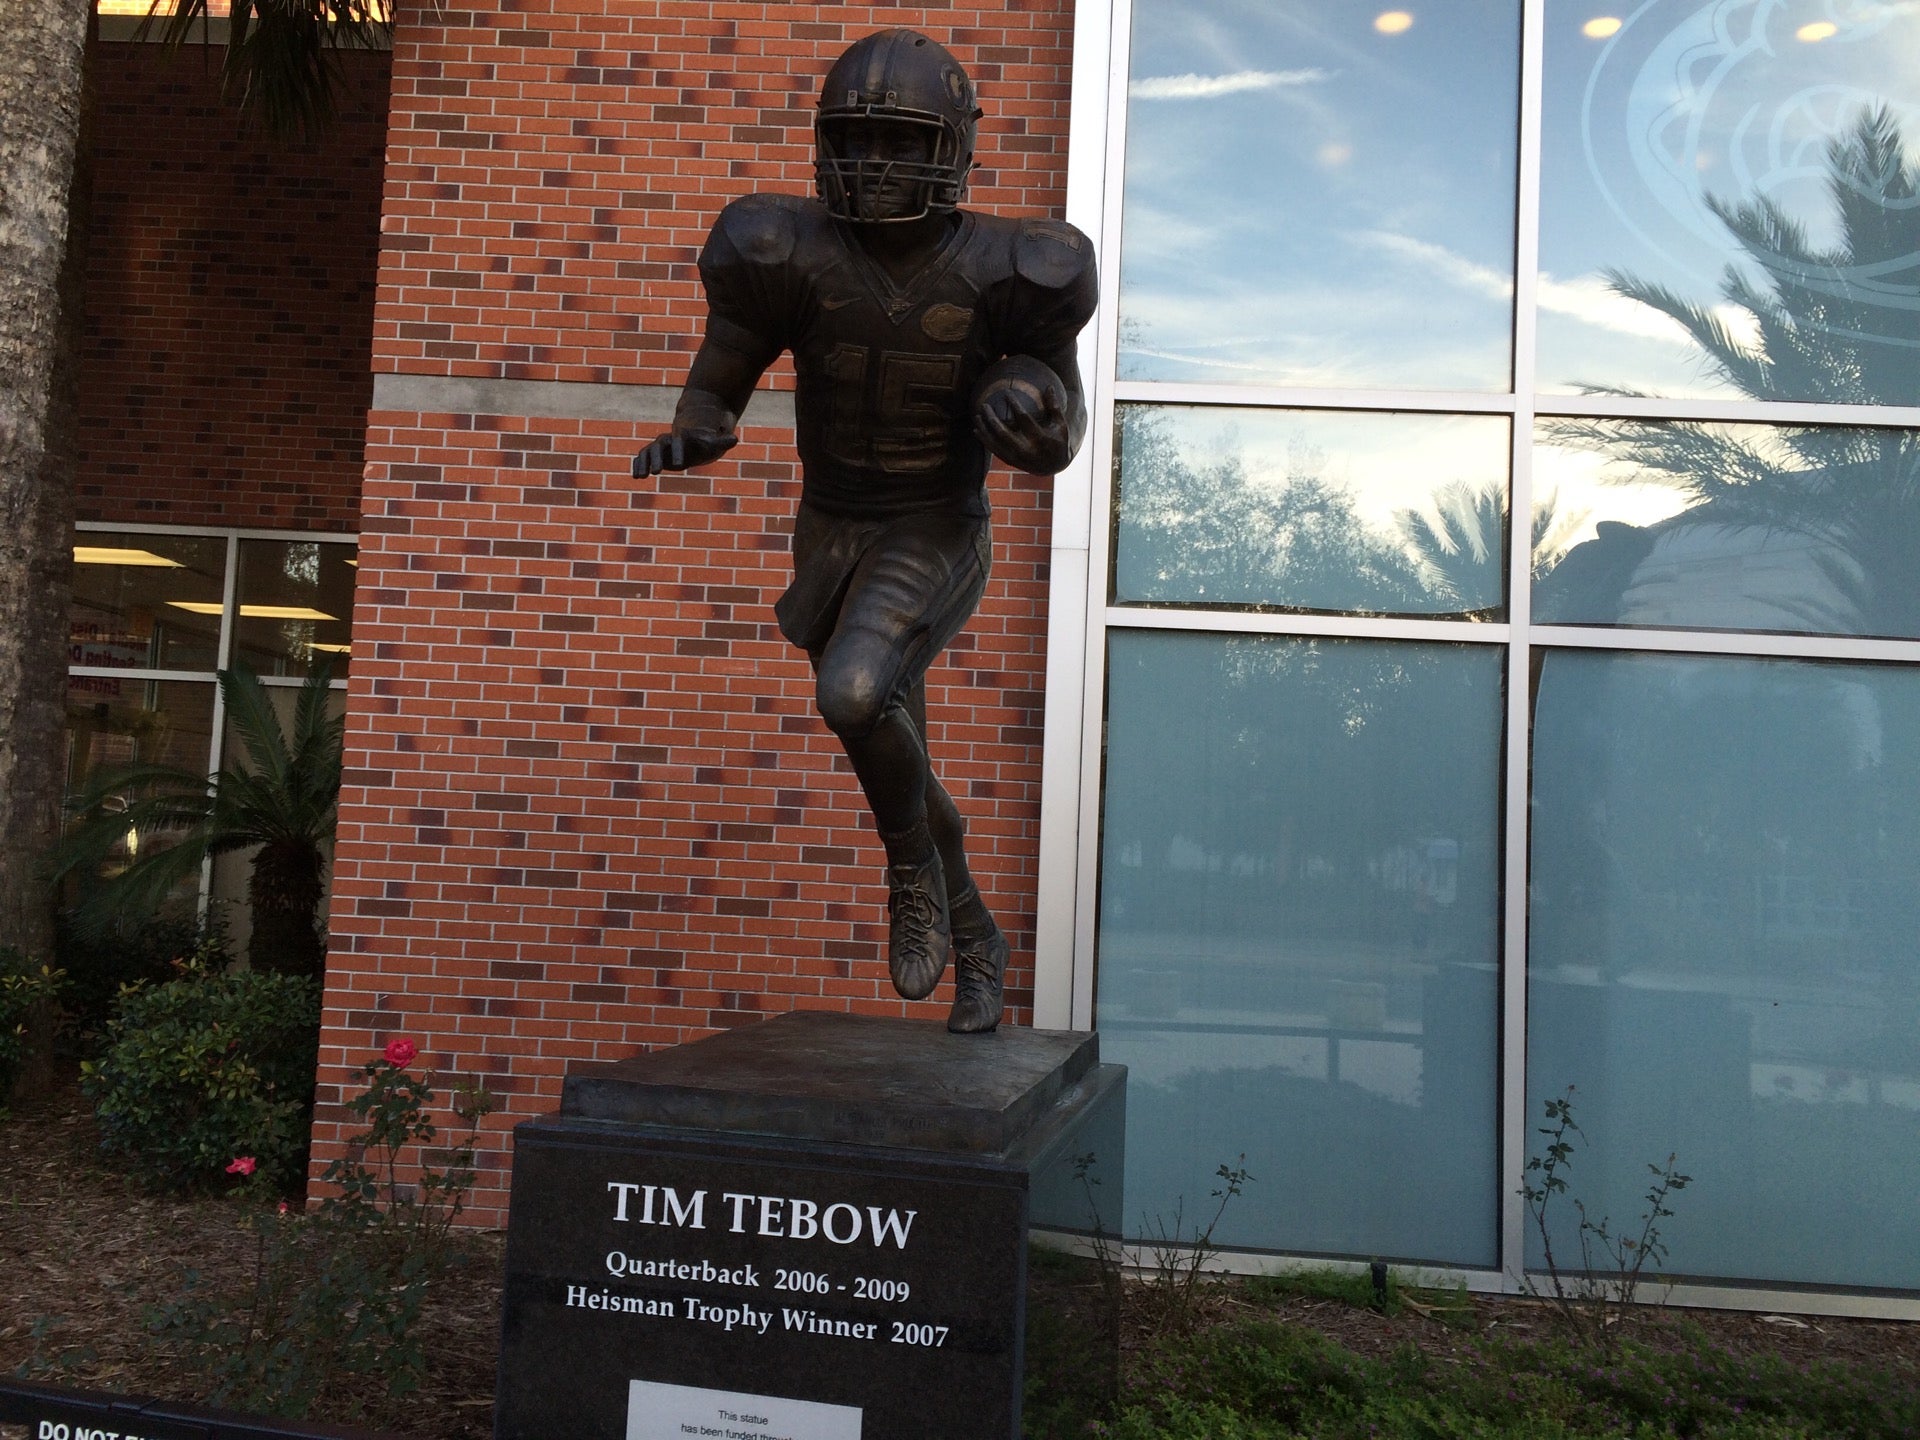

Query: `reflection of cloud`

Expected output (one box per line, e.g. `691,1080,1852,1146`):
1539,273,1763,352
1148,407,1509,537
1357,231,1512,300
1125,345,1306,378
1354,230,1766,350
1116,202,1221,261
1129,68,1331,101
1118,273,1512,389
1537,274,1691,341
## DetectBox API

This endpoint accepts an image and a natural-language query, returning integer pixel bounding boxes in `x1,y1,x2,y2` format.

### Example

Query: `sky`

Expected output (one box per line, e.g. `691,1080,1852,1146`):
1114,0,1920,549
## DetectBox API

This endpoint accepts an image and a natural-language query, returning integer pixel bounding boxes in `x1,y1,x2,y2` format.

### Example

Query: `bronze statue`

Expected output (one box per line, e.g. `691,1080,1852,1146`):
635,29,1096,1033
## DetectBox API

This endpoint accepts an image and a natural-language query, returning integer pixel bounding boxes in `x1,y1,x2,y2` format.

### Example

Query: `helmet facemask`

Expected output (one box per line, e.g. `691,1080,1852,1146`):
816,111,962,224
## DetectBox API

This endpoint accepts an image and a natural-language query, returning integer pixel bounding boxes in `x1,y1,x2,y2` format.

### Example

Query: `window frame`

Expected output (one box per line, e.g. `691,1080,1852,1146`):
1037,0,1920,1318
68,519,358,911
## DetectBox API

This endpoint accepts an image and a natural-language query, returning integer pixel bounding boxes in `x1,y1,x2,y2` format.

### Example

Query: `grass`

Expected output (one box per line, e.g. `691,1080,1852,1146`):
1023,1261,1920,1439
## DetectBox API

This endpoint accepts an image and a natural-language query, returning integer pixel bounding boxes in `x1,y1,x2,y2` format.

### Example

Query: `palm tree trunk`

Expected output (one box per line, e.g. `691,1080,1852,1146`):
0,1,91,1101
249,839,327,978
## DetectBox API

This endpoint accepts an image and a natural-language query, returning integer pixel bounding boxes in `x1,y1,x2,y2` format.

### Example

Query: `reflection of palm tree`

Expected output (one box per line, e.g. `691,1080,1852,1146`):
1394,482,1587,613
1546,108,1920,634
1118,406,1463,615
52,664,343,978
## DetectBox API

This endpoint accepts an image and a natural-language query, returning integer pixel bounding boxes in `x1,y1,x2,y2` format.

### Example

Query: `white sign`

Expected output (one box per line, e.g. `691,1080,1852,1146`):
626,1379,862,1440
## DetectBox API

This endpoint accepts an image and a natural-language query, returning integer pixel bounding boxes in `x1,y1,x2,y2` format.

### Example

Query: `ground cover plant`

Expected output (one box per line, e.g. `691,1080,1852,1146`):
7,1080,1920,1440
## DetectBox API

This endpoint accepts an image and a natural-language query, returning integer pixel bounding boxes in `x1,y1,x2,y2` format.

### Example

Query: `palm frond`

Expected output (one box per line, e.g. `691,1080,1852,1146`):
1602,270,1775,398
136,0,391,140
50,663,343,962
218,663,293,793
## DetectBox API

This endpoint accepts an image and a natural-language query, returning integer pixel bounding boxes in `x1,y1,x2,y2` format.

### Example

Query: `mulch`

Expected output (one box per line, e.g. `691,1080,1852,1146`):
5,1075,1920,1440
1,1076,503,1440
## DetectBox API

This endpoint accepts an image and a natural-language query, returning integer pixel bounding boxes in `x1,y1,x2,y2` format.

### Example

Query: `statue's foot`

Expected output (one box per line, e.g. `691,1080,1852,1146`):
947,918,1008,1033
886,852,951,1001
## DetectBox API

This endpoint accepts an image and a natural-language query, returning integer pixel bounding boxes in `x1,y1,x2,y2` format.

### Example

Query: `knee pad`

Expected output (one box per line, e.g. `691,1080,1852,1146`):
815,661,890,739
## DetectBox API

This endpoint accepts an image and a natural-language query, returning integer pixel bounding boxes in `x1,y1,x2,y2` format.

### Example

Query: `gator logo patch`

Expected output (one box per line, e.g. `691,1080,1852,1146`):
921,303,974,342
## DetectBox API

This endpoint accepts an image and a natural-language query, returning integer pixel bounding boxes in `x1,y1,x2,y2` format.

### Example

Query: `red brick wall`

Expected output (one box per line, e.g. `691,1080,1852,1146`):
320,2,1078,1224
76,42,391,532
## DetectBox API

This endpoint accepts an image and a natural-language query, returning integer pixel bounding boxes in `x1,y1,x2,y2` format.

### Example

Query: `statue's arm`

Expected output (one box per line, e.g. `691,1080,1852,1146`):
632,328,775,477
972,344,1088,477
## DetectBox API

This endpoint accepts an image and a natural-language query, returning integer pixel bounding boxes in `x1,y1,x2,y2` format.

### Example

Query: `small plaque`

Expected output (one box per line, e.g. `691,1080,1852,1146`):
626,1379,860,1440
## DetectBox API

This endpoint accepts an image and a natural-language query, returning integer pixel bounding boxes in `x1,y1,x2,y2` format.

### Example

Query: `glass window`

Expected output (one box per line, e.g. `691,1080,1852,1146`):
1086,0,1920,1300
65,675,217,791
1098,630,1505,1265
1529,650,1920,1288
1533,417,1920,638
1537,0,1920,400
1114,405,1511,616
1117,0,1521,390
71,531,228,673
67,525,356,918
232,538,357,678
61,676,218,906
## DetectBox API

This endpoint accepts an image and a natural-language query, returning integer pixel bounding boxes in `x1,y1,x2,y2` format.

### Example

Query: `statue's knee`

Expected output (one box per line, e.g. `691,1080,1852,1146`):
815,664,887,739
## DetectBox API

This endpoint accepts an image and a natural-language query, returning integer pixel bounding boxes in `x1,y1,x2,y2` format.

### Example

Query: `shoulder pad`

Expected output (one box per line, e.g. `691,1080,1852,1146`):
1014,218,1095,290
712,193,805,267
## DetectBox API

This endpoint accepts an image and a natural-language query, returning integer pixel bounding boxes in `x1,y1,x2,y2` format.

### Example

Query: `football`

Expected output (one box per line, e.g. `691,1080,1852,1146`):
970,353,1066,424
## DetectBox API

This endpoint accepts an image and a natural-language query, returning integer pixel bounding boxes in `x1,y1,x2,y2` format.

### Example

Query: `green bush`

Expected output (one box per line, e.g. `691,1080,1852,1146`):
53,908,206,1041
81,958,320,1191
0,948,66,1114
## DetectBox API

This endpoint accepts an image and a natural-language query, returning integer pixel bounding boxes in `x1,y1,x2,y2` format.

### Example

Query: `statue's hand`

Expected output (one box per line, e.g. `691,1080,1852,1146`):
632,427,739,479
971,356,1073,475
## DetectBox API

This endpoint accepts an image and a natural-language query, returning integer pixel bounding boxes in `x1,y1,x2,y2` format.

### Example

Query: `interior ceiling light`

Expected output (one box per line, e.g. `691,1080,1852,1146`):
74,546,183,568
309,642,353,654
1374,10,1414,33
1583,16,1623,38
167,602,338,621
1796,20,1837,40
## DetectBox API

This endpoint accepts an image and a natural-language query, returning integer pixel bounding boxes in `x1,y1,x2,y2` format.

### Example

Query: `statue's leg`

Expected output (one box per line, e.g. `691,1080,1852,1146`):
812,514,989,1002
903,681,1008,1034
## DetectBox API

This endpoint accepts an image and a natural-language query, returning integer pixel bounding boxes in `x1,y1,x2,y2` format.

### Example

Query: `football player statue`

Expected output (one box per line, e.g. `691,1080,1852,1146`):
634,28,1096,1034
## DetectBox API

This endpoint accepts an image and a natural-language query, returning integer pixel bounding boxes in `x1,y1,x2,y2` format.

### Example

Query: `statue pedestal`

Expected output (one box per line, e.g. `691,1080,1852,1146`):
494,1010,1125,1440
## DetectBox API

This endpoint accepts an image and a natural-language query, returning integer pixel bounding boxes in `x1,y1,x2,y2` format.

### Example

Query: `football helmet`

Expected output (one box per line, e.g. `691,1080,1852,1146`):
815,29,982,223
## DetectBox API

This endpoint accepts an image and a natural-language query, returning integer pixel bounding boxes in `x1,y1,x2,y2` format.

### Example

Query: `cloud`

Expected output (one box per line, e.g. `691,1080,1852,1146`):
1356,231,1763,350
1357,231,1513,302
1128,68,1331,101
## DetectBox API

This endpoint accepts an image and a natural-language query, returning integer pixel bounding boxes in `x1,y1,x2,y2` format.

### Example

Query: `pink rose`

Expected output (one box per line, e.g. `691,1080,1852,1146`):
226,1156,257,1176
383,1037,418,1068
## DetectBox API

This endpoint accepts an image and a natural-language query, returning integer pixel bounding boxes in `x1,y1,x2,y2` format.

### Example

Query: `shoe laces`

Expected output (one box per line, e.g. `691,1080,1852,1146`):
952,931,1002,989
889,867,941,934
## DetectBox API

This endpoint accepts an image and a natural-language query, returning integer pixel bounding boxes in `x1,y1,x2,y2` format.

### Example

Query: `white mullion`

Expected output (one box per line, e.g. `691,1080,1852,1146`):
1067,0,1139,1033
69,665,222,685
1533,624,1920,665
1105,606,1509,647
1108,384,1920,434
1539,394,1920,429
197,534,242,923
1111,380,1520,416
1500,0,1548,1297
1032,0,1123,1029
76,518,359,547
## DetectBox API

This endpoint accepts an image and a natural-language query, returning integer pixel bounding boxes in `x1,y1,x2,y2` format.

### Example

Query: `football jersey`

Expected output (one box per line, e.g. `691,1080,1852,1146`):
697,192,1097,520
